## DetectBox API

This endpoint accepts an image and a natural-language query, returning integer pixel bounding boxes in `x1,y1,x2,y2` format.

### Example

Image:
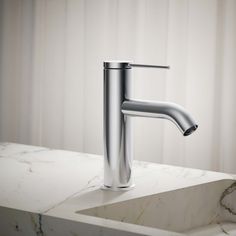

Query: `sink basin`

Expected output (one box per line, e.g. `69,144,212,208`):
77,179,236,235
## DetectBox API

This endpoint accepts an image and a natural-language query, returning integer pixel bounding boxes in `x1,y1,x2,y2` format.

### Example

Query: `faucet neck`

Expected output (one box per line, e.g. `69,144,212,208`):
103,63,133,190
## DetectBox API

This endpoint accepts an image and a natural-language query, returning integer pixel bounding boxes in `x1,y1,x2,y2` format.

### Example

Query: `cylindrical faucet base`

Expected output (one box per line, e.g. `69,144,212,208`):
103,65,133,190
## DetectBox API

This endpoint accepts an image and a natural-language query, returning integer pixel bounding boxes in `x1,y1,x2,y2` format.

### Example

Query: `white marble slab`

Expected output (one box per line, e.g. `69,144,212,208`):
0,143,235,236
185,222,236,236
78,180,236,233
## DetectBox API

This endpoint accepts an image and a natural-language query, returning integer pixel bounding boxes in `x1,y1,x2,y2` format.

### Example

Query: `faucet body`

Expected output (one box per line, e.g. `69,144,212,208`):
103,61,198,190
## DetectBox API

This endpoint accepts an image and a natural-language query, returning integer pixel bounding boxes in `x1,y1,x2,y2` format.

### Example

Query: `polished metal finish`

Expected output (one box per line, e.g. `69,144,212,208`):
103,61,198,191
104,61,169,69
122,100,198,136
130,63,170,69
104,61,131,69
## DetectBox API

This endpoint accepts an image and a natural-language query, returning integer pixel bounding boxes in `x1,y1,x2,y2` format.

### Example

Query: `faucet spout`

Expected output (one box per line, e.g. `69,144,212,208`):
122,100,198,136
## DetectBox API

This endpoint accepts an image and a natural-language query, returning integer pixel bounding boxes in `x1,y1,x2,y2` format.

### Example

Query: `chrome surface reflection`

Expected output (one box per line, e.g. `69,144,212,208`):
103,61,198,191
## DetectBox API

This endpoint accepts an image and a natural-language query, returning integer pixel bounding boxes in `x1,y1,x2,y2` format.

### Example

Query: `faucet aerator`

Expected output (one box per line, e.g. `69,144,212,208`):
183,125,198,136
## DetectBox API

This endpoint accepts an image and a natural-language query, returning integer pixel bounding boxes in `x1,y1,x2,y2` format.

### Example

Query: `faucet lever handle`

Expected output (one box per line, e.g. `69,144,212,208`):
130,63,170,69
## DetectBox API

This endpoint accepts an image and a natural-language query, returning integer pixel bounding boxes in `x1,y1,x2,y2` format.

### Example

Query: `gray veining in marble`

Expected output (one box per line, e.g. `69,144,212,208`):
0,143,235,236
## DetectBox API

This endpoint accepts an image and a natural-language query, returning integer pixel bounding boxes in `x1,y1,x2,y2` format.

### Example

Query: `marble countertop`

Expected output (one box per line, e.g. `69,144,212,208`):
0,143,235,236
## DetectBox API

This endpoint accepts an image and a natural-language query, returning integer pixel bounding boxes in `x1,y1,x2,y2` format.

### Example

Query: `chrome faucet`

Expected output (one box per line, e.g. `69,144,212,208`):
103,61,198,191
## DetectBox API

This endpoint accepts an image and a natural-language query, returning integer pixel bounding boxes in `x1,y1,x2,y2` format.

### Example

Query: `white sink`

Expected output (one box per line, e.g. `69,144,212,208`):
77,179,236,235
